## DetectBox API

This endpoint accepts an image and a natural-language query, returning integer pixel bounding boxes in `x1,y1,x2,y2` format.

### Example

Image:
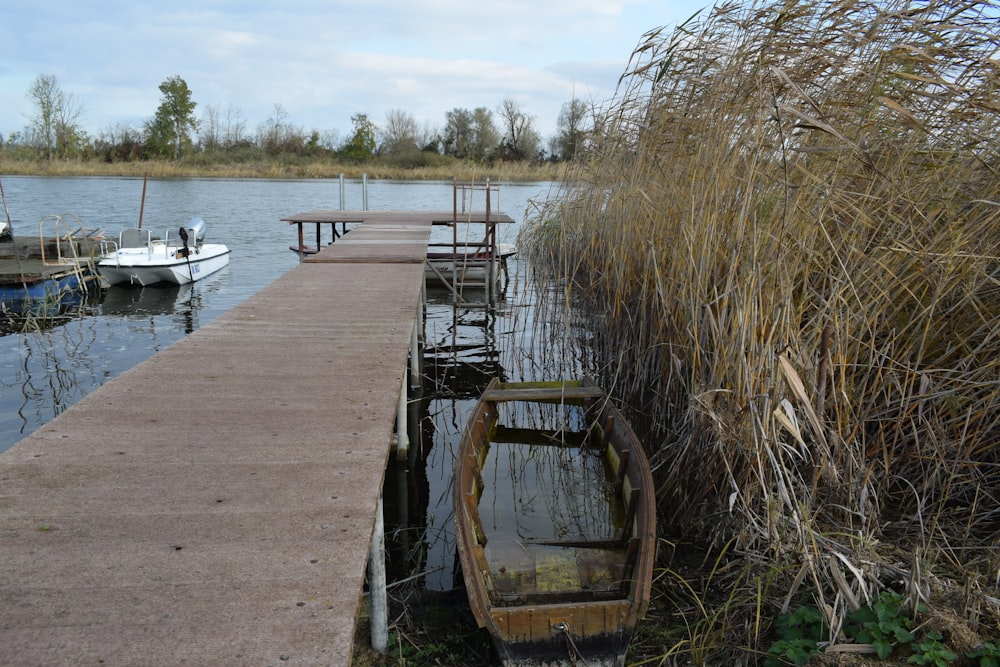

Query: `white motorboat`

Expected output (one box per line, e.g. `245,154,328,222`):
98,218,230,287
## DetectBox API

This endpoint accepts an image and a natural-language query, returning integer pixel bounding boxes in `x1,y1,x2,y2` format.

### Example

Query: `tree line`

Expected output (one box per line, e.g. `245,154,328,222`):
3,74,593,167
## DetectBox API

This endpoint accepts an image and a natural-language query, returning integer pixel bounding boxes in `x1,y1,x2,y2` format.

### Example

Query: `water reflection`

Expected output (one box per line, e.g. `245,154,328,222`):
383,256,590,593
482,401,624,544
422,286,506,399
385,283,512,591
0,289,104,336
1,311,105,440
0,272,233,448
101,283,205,334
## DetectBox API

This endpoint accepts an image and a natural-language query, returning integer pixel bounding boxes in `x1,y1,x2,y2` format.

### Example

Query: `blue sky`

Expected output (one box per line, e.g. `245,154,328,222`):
0,0,708,145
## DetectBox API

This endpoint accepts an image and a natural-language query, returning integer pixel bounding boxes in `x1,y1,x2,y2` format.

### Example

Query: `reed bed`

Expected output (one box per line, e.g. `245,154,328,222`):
0,155,565,182
521,0,1000,661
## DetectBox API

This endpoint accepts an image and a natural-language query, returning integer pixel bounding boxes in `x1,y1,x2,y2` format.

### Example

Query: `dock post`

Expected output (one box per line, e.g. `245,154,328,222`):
409,319,420,390
396,371,409,461
363,173,369,210
410,282,424,388
369,495,388,653
339,174,345,210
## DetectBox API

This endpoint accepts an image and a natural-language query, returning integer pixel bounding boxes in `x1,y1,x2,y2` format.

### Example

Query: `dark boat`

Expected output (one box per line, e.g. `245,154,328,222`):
453,378,656,666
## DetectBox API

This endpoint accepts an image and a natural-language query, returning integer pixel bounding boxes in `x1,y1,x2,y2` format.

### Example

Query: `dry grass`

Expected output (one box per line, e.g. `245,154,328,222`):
0,155,566,182
521,0,1000,661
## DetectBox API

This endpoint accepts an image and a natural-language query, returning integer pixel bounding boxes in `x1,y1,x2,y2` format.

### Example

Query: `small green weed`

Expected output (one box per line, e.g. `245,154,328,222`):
765,605,826,666
845,591,915,659
908,631,958,666
968,641,1000,667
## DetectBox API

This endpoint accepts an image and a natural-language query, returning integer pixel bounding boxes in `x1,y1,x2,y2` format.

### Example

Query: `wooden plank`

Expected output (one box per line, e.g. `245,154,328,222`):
491,426,590,447
482,385,606,402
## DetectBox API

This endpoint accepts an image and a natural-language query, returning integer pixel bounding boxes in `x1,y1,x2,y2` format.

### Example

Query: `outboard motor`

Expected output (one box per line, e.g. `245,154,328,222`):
184,217,207,245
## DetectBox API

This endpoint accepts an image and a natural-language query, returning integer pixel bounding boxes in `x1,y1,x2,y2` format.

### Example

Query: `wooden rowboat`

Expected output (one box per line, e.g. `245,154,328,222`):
453,378,656,666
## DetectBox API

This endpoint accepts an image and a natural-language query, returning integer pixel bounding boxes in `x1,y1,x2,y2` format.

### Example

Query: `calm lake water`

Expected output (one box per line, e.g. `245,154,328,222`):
0,175,560,590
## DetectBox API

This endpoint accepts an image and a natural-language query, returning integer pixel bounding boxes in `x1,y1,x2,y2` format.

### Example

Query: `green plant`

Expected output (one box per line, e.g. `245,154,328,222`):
968,641,1000,667
909,631,958,666
845,592,915,660
766,605,826,666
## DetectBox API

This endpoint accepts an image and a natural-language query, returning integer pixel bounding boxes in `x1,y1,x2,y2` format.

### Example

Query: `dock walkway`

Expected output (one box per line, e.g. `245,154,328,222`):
0,213,448,665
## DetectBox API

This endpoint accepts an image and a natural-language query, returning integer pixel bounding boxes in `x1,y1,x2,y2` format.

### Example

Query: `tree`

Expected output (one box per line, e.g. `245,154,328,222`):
442,107,498,161
552,98,590,162
146,76,197,160
470,107,499,162
201,103,248,150
379,109,419,156
223,104,248,149
27,74,84,160
257,103,305,155
442,108,474,158
96,122,143,162
496,97,537,161
339,113,376,161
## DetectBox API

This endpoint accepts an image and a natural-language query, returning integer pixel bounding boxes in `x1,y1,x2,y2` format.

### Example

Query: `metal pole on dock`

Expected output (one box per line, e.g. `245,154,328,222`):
0,176,15,239
138,172,149,229
369,496,388,653
362,174,369,211
339,174,345,211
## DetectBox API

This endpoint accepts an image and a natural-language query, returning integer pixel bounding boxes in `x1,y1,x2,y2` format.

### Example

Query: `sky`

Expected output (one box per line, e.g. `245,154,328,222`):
0,0,708,146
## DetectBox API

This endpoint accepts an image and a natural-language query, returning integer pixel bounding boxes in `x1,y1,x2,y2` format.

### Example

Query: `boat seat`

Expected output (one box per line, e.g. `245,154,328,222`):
119,228,151,249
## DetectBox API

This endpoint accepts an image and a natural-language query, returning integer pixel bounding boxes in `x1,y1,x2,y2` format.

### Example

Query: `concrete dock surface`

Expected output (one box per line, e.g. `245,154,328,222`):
0,217,431,666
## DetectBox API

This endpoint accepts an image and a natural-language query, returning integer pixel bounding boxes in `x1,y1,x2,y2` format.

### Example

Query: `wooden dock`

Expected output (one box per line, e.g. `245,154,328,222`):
0,213,442,666
283,205,515,304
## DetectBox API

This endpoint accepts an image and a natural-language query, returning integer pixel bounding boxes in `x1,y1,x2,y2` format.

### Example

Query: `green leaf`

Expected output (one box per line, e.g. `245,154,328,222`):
875,639,895,659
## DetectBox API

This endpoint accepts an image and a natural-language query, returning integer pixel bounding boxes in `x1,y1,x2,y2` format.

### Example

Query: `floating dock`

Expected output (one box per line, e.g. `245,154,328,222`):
0,225,108,312
0,208,498,665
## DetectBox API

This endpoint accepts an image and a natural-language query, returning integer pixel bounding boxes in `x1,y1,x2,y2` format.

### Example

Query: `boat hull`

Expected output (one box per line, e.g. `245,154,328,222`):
98,243,230,286
453,379,656,667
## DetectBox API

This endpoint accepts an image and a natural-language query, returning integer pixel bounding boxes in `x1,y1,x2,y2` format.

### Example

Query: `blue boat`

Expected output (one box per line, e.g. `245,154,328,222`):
1,214,110,323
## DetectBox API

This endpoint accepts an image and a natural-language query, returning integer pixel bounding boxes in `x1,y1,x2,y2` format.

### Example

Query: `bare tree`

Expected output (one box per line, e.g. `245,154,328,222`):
380,109,419,156
223,104,247,148
496,97,538,161
96,122,143,162
200,104,222,150
551,98,591,161
257,103,305,154
27,74,83,160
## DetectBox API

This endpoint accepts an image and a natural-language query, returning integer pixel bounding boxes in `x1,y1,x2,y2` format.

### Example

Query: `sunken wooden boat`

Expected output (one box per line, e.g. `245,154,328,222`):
453,378,656,667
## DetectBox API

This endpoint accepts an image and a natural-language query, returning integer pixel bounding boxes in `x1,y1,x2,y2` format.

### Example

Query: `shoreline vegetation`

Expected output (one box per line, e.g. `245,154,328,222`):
514,0,1000,666
0,155,566,183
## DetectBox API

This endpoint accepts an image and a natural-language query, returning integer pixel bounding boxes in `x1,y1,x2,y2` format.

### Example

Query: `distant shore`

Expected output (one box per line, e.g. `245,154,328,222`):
0,157,566,183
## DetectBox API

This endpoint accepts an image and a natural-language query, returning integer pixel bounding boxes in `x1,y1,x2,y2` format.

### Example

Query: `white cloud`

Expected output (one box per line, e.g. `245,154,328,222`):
0,0,706,142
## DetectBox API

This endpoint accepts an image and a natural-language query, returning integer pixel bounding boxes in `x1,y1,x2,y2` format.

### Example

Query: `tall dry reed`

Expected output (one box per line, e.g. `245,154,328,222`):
521,0,1000,658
